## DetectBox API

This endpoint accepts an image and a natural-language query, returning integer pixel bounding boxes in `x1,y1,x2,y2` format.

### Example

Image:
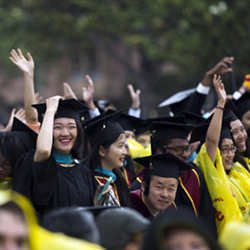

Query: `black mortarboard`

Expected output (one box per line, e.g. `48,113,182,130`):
83,110,124,147
33,99,88,121
158,88,196,115
177,111,207,126
151,121,194,140
134,153,191,179
234,92,250,119
150,121,195,154
116,113,150,135
12,117,37,139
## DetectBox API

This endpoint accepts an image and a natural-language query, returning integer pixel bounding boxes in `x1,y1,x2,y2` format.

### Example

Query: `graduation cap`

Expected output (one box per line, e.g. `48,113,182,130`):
33,99,88,121
83,110,124,147
116,113,150,135
158,88,196,115
150,121,194,141
234,92,250,120
12,117,38,138
134,153,191,179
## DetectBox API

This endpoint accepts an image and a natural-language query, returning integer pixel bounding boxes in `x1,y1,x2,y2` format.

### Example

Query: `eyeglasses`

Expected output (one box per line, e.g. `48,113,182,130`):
221,146,237,154
165,145,191,154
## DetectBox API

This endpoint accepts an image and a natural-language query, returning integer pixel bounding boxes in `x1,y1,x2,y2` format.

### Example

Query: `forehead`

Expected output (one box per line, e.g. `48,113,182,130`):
230,119,243,129
150,175,178,185
221,138,234,147
0,210,28,236
113,133,126,143
54,117,76,125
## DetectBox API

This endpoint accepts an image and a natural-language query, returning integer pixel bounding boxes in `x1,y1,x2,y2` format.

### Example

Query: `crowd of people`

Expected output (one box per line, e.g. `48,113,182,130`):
0,49,249,250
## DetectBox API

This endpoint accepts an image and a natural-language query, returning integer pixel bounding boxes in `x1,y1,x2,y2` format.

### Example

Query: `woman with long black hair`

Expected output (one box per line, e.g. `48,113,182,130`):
84,111,131,207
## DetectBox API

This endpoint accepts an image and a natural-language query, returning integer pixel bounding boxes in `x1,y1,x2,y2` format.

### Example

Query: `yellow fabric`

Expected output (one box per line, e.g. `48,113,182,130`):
244,157,250,171
0,178,12,190
229,162,250,202
219,222,250,250
127,138,151,159
194,144,243,235
0,190,104,250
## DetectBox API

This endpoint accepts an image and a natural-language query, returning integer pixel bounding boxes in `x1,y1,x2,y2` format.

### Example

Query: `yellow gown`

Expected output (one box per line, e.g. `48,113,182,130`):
194,144,244,235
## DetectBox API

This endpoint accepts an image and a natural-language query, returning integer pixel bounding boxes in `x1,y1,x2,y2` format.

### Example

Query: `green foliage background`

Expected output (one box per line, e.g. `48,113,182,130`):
0,0,250,116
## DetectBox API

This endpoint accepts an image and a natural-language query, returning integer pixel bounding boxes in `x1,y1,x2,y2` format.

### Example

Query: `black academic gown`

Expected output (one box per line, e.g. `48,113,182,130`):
14,151,95,216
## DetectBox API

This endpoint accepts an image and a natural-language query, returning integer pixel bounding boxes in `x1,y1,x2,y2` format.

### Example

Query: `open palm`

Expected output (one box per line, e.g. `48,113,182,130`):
9,48,34,76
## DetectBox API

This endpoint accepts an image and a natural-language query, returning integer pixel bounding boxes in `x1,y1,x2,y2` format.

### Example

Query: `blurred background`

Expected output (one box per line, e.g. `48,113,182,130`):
0,0,250,123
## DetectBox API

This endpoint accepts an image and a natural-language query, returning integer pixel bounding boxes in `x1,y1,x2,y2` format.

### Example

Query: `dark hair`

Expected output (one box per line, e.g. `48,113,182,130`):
71,119,85,159
143,171,151,196
151,134,173,155
42,207,99,244
88,141,131,207
0,201,26,222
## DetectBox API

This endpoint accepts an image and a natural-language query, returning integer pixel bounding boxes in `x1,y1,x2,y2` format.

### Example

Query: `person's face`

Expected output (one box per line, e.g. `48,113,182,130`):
220,138,236,171
53,118,78,155
230,120,247,153
0,210,29,250
242,110,250,129
164,139,190,161
100,133,127,170
143,176,178,214
163,229,210,250
136,134,151,148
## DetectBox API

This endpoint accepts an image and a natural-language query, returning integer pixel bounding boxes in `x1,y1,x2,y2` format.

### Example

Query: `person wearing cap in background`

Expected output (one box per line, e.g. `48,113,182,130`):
96,207,149,250
232,74,250,129
84,111,131,207
197,74,249,220
0,115,38,192
142,208,222,250
115,112,152,187
14,97,95,216
194,75,249,235
158,57,234,116
146,119,217,237
130,153,191,219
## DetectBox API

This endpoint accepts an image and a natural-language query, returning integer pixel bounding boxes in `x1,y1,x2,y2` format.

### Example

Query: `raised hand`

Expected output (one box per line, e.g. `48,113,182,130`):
128,84,141,109
63,82,77,100
82,74,96,110
46,96,62,113
15,108,26,121
202,57,234,87
213,74,227,106
9,48,34,77
208,57,234,76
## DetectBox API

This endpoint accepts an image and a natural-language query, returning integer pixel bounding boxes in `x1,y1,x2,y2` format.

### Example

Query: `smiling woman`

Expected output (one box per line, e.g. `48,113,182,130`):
84,111,131,207
14,98,95,216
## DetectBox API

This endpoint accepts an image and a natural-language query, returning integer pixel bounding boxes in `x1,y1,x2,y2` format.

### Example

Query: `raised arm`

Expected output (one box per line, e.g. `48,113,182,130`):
9,48,38,124
205,75,227,163
33,96,61,162
127,84,141,118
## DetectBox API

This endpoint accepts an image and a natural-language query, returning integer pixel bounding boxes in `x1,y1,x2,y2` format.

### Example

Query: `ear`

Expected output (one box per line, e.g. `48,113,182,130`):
99,145,106,158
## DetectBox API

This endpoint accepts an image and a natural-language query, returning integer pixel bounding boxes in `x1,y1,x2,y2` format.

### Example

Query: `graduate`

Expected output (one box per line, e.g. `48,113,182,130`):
16,97,95,215
202,75,249,215
130,153,190,219
84,111,131,207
